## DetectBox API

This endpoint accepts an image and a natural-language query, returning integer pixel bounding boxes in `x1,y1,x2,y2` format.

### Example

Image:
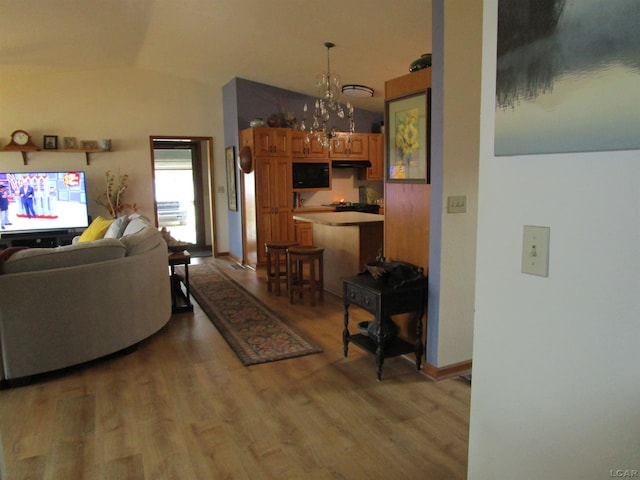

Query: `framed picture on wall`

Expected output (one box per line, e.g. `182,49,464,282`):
225,146,238,211
385,90,430,183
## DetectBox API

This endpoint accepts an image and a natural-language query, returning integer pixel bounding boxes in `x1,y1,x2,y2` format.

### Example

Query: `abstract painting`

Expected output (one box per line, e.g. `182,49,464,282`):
495,0,640,156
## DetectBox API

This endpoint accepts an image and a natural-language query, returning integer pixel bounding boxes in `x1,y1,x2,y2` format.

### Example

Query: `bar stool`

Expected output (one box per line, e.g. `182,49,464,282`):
265,240,298,295
287,246,324,306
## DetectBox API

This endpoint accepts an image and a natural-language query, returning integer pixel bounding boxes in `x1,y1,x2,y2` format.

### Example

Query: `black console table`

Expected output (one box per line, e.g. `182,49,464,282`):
168,250,193,313
343,270,428,380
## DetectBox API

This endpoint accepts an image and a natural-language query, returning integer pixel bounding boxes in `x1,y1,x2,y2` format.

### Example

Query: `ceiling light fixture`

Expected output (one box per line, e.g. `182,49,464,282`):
300,42,355,149
342,84,374,98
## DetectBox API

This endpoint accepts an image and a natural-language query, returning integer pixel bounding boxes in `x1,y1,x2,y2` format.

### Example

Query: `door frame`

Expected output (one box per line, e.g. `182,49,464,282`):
149,136,217,256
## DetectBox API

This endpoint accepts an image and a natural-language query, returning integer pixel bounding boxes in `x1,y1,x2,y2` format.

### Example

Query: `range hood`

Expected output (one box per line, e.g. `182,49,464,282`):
331,160,372,169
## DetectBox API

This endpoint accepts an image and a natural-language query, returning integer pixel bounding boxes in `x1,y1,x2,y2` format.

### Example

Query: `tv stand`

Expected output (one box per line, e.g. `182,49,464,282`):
0,230,77,249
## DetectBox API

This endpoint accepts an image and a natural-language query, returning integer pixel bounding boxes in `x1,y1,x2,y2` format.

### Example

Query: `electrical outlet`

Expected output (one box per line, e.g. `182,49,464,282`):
447,195,467,214
521,225,550,277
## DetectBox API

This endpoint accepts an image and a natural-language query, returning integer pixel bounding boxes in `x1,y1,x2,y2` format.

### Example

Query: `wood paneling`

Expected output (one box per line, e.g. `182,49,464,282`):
385,67,432,100
384,183,430,269
384,182,430,347
384,68,432,345
383,68,432,271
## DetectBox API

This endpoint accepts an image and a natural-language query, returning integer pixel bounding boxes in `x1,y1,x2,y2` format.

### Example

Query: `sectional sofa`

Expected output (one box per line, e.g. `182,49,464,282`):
0,214,172,382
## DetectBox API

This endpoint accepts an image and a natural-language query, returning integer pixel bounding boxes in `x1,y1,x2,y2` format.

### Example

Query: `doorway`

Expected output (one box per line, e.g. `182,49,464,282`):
150,137,216,255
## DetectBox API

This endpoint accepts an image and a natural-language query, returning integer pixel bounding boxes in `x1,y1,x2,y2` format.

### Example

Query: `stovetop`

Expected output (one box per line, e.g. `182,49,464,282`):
322,202,380,213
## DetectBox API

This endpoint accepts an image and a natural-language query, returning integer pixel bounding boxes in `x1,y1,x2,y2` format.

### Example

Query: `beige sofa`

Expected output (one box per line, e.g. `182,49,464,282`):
0,214,172,382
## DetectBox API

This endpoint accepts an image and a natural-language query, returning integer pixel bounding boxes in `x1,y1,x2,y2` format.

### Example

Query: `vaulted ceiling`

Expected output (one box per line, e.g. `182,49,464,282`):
0,0,431,113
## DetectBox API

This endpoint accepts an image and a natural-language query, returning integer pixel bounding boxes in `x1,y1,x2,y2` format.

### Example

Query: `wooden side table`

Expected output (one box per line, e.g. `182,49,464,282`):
343,271,427,380
168,250,193,313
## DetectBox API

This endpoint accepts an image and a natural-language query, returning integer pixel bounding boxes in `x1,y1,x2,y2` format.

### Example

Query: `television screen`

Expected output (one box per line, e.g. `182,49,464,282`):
0,171,90,235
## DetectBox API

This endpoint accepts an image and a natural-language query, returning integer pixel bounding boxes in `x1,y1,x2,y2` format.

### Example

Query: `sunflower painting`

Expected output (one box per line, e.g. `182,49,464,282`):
386,91,429,182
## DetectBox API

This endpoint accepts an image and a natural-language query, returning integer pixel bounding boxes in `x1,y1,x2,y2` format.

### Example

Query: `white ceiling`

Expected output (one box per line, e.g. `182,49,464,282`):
0,0,432,113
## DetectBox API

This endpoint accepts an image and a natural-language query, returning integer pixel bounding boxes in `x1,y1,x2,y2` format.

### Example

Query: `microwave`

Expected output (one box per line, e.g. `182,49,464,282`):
292,162,330,189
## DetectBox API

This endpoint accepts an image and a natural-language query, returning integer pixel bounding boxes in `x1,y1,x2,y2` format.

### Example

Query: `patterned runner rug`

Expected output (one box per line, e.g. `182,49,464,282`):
182,262,323,365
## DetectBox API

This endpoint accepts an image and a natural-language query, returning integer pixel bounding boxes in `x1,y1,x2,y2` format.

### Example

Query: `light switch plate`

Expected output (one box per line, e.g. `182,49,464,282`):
521,225,550,277
447,195,467,213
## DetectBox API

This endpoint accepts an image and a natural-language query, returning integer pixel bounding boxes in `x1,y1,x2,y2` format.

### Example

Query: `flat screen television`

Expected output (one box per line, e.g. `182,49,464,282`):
0,171,90,235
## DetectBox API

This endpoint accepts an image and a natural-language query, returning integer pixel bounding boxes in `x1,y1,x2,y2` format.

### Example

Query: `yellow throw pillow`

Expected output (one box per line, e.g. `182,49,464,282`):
78,216,115,242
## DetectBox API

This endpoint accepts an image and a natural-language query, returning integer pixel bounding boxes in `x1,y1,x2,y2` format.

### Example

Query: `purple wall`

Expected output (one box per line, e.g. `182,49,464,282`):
222,79,242,260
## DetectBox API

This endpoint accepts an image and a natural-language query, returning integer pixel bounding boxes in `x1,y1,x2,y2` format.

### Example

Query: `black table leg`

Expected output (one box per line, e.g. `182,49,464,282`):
343,303,350,357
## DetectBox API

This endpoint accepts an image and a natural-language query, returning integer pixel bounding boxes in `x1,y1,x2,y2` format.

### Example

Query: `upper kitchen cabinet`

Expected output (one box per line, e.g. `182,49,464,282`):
291,131,328,159
246,127,291,156
330,133,368,160
359,134,384,181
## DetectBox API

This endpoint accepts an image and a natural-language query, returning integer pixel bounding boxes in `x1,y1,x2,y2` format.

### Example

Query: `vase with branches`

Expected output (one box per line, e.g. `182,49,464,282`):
95,170,138,218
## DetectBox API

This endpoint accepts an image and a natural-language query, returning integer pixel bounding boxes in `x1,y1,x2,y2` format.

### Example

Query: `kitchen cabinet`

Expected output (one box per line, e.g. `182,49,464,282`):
240,127,294,267
359,133,383,181
294,132,379,165
330,133,368,160
252,127,290,156
255,156,294,264
294,220,313,246
291,131,328,159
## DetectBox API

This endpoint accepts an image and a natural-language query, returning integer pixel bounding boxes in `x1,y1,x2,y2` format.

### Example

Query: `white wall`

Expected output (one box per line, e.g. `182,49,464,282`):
429,0,482,367
0,66,229,251
468,1,640,478
437,1,482,367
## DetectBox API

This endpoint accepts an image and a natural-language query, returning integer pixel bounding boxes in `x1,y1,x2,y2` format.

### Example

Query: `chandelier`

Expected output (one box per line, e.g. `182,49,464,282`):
300,42,355,149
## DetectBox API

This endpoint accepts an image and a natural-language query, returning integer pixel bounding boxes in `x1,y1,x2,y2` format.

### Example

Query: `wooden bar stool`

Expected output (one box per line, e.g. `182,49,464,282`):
287,246,324,306
265,240,298,295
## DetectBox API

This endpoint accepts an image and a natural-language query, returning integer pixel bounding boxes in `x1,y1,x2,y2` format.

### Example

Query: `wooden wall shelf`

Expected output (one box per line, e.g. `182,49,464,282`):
49,149,109,165
1,147,110,165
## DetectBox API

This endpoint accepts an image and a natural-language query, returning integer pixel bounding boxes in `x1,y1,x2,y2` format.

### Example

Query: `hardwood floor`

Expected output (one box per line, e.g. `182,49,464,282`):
0,257,470,480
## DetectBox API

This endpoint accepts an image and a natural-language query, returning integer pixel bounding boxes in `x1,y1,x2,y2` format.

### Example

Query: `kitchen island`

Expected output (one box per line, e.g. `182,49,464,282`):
292,212,384,296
